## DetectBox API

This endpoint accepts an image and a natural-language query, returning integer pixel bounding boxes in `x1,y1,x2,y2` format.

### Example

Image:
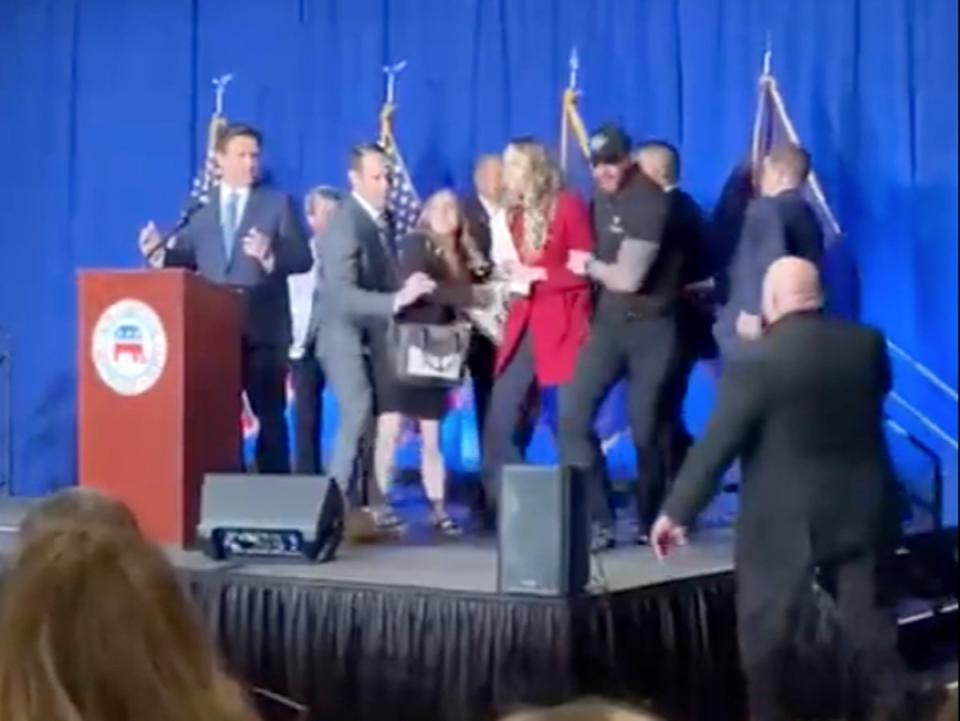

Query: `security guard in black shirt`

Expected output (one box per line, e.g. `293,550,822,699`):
559,124,684,547
634,141,714,482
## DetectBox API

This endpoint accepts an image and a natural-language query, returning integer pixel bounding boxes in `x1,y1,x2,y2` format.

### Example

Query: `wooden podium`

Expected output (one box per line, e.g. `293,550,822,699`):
78,269,243,546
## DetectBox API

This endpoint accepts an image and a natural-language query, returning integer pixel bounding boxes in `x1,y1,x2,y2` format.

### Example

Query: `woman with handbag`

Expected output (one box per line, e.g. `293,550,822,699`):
480,138,594,521
370,189,489,536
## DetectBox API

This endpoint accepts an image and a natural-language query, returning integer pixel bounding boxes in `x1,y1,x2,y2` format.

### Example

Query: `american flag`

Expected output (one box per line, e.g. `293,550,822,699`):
175,115,224,226
189,145,219,206
384,142,421,237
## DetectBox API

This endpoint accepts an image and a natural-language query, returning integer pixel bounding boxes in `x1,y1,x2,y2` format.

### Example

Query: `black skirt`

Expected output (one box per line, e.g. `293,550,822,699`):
369,332,450,420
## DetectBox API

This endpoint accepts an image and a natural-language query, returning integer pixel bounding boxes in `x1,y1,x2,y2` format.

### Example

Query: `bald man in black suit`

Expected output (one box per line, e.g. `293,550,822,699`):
653,258,910,721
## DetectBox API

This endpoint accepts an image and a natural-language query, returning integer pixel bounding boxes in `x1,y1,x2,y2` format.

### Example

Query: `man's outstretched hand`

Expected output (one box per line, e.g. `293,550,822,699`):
393,272,437,312
650,514,688,561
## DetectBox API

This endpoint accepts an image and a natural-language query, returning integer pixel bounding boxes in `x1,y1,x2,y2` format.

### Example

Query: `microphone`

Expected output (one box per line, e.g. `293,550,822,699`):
162,193,209,246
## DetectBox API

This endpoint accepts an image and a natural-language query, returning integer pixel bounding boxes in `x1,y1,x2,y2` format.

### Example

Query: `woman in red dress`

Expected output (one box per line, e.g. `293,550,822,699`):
481,138,594,518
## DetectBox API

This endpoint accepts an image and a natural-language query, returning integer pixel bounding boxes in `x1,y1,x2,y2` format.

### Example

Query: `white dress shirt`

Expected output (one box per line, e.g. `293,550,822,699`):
219,184,251,234
490,208,531,296
287,238,320,360
478,194,499,220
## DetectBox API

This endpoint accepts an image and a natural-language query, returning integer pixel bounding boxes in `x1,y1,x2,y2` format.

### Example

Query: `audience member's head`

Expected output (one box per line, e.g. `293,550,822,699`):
348,142,390,212
18,487,140,546
474,154,504,205
0,524,258,721
761,256,824,325
303,185,341,238
500,698,663,721
760,143,811,197
634,140,680,191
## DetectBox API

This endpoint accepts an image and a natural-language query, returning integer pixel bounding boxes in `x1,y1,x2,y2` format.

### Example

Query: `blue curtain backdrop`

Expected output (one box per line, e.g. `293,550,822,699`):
0,0,956,498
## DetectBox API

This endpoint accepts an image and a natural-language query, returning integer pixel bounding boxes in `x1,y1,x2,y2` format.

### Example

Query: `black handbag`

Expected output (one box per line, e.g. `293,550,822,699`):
392,322,471,388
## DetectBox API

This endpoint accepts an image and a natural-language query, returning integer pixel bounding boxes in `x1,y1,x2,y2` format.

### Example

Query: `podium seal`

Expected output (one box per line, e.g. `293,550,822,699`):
91,299,168,396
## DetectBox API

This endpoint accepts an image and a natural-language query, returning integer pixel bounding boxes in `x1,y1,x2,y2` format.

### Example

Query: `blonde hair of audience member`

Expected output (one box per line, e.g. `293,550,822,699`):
502,139,562,256
0,526,258,721
761,256,824,326
500,698,663,721
373,189,477,527
18,486,140,545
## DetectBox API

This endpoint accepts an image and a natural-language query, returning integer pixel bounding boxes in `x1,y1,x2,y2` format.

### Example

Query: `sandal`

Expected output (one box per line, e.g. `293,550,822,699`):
372,506,406,533
434,513,463,537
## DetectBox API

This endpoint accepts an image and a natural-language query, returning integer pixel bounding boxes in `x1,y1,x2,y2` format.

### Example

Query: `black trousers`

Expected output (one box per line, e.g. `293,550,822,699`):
738,549,908,721
291,343,326,475
655,302,710,484
467,331,497,454
558,314,678,532
242,342,290,474
481,333,555,515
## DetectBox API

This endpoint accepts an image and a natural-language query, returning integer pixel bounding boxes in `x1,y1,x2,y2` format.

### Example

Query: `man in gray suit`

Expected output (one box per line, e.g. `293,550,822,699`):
316,143,435,512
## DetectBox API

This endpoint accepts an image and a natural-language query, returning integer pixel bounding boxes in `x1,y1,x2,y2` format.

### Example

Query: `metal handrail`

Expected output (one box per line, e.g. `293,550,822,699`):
888,341,959,404
888,392,958,452
886,418,945,532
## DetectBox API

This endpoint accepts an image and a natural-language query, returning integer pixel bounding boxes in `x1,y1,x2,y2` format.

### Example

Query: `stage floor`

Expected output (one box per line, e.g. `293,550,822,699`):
170,528,736,595
1,495,735,594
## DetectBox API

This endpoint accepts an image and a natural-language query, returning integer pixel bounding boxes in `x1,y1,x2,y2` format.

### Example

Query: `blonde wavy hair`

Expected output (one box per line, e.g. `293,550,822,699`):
0,525,258,721
503,138,562,256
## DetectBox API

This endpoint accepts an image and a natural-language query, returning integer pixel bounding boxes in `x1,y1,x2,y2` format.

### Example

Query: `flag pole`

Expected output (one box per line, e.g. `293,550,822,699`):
765,80,843,235
204,74,232,178
380,61,406,150
560,47,578,172
751,39,843,237
561,46,591,171
750,40,773,178
167,73,233,248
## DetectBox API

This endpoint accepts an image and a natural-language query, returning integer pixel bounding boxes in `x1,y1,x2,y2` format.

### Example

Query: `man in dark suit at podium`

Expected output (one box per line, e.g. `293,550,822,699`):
138,123,312,474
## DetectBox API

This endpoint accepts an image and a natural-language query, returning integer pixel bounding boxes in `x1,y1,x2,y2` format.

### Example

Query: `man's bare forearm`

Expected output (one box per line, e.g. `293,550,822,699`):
586,239,658,293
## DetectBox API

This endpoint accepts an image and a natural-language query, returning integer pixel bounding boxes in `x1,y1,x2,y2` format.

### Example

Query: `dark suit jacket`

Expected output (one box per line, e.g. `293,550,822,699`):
664,313,901,567
461,194,493,262
666,188,716,357
666,188,709,285
320,194,400,339
164,186,310,347
714,189,824,353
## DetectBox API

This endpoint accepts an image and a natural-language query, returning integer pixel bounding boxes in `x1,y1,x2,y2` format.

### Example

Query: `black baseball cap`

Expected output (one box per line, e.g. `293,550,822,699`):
589,123,632,165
